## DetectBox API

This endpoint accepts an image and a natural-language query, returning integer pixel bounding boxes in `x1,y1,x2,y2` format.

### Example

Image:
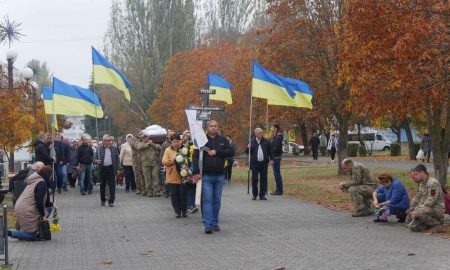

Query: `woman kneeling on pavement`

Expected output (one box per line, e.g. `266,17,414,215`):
10,166,56,241
162,134,188,218
372,173,409,223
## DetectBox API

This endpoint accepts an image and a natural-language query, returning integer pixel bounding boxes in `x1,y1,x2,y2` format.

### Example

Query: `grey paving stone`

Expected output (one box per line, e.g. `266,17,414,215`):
7,183,450,270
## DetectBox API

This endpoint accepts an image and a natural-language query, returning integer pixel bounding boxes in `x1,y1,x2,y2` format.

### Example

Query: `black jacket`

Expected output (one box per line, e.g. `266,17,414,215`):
193,134,235,175
54,140,65,164
309,136,320,149
271,133,283,158
248,137,272,168
34,140,53,165
62,143,70,164
75,144,94,165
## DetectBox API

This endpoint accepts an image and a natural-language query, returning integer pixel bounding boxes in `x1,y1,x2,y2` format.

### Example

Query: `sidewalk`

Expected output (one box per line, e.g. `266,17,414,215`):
8,184,450,270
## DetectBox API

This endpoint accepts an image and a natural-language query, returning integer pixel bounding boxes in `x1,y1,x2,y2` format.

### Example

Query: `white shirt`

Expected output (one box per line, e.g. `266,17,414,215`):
103,147,112,166
256,139,264,162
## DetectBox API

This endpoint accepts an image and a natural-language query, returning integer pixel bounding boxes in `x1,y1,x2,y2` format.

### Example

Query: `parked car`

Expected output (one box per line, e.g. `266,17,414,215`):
283,142,305,153
347,132,392,151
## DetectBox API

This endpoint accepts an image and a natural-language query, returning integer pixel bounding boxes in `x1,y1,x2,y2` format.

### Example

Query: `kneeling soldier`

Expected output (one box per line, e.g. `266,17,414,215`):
406,164,445,233
340,159,377,217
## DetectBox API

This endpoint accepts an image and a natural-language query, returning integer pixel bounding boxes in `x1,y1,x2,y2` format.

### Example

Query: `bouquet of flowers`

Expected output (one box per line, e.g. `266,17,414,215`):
175,144,195,185
49,208,61,232
375,206,390,222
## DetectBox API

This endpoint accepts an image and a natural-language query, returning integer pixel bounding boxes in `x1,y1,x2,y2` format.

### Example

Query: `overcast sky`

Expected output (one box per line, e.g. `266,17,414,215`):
0,0,112,87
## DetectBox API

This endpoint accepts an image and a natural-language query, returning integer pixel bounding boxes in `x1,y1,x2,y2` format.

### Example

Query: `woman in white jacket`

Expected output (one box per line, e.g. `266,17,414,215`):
327,135,338,162
120,134,136,192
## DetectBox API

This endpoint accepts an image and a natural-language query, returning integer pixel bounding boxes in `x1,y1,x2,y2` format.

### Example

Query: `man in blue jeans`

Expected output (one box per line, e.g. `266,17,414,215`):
75,135,94,195
193,120,234,234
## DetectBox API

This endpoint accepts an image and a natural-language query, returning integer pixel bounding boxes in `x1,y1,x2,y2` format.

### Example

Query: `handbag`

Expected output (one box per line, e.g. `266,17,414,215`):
38,220,51,241
416,149,425,160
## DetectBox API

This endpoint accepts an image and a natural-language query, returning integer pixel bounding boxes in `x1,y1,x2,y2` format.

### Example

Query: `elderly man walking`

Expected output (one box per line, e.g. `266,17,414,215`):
193,120,235,234
340,159,377,216
248,128,272,201
96,134,120,207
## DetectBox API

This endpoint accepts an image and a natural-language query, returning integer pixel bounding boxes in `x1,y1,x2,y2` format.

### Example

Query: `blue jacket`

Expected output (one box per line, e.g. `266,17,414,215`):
375,179,410,210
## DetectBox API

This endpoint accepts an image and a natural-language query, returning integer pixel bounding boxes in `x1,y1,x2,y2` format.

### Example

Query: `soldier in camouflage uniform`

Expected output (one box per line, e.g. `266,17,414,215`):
136,133,161,197
131,130,145,195
406,164,445,232
340,159,377,217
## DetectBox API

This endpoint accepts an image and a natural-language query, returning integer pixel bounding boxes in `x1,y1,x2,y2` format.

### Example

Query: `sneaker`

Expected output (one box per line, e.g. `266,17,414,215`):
260,196,267,200
101,201,105,206
81,191,86,195
213,226,220,232
108,203,115,207
190,207,199,214
205,228,213,234
136,192,141,195
373,218,387,223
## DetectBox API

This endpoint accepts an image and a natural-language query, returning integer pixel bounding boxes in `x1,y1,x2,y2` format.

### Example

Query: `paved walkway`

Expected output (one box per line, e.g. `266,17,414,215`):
8,183,450,270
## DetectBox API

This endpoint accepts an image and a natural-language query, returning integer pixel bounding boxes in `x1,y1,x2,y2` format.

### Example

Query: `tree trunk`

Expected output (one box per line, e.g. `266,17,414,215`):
401,120,416,161
390,126,401,143
300,122,310,155
337,115,349,175
425,102,450,187
8,152,14,173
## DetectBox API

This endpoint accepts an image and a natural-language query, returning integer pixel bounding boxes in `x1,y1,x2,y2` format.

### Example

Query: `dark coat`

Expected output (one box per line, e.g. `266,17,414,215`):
193,134,235,175
75,144,94,165
309,136,321,149
248,137,272,169
33,140,53,165
271,133,284,158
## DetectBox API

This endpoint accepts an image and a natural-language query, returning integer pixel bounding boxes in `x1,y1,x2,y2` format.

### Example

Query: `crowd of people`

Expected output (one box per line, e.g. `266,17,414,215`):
6,120,449,240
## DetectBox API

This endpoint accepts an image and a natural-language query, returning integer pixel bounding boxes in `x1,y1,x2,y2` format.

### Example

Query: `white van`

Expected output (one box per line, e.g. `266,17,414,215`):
348,132,392,151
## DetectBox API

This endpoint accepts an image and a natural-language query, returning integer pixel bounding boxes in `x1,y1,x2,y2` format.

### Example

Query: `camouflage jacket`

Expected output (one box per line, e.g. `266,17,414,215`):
409,176,444,211
345,162,377,188
131,140,141,164
136,142,161,166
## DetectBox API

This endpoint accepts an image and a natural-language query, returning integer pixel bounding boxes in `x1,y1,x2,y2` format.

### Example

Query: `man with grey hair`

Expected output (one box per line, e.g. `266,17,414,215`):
340,159,377,217
248,127,272,200
96,134,121,207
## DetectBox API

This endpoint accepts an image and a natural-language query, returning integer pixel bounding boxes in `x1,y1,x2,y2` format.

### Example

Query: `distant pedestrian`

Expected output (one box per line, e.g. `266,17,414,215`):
270,124,284,196
224,135,235,183
309,133,320,161
67,141,78,188
248,128,271,200
34,133,54,165
327,134,338,163
193,120,235,234
420,129,432,163
96,134,121,207
120,134,136,192
319,132,327,156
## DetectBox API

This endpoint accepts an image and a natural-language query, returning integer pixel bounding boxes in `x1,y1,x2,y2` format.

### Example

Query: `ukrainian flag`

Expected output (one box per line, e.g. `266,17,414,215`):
42,87,58,130
208,73,232,104
252,61,313,109
92,47,131,101
43,78,104,118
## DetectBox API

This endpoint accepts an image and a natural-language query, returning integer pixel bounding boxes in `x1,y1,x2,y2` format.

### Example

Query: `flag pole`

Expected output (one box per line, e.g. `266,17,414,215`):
51,84,56,203
247,89,253,195
265,102,269,136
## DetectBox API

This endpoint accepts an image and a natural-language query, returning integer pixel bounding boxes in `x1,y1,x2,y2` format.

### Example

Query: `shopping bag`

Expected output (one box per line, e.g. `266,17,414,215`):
416,149,425,160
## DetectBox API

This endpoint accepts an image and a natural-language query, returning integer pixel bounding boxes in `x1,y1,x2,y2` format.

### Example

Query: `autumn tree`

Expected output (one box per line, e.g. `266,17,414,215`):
259,0,351,174
343,0,449,185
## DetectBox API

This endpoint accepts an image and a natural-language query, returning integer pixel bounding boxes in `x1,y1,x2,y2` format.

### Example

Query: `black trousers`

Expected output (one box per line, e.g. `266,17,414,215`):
100,166,115,204
252,161,268,198
330,147,336,161
312,147,319,160
123,165,136,191
168,184,187,214
225,160,233,181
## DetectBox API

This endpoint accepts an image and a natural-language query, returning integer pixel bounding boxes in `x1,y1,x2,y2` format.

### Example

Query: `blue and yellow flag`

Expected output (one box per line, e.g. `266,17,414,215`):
43,78,104,118
252,61,313,109
92,47,131,101
208,73,232,104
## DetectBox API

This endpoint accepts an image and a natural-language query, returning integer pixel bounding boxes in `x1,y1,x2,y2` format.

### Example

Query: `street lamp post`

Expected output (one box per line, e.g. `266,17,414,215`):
22,67,35,116
6,48,18,91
